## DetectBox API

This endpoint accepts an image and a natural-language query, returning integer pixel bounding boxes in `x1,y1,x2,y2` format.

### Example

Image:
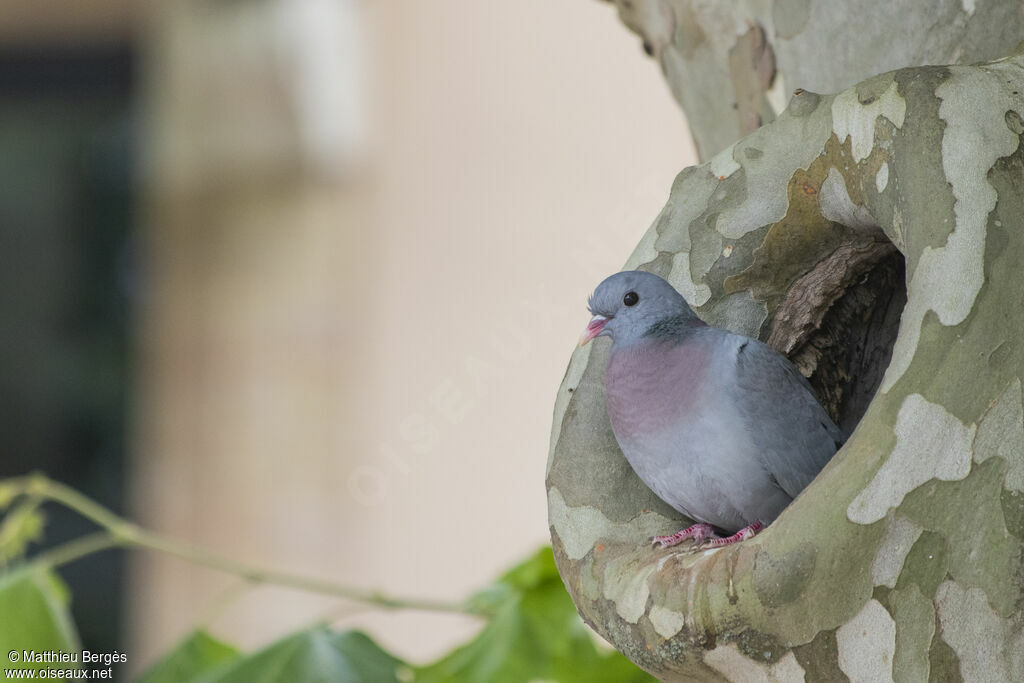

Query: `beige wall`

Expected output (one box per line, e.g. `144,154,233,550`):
131,0,695,668
353,0,695,659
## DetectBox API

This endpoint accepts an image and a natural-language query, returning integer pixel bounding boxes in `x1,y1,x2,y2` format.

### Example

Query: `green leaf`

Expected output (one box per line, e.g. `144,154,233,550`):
136,630,240,683
194,628,408,683
0,569,81,678
417,547,654,683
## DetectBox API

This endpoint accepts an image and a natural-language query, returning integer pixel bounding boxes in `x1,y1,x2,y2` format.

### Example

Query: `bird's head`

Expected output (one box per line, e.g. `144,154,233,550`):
579,270,697,348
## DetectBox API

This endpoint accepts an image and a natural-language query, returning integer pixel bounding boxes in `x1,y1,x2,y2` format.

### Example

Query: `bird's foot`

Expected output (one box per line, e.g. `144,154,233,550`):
697,521,765,549
651,523,717,549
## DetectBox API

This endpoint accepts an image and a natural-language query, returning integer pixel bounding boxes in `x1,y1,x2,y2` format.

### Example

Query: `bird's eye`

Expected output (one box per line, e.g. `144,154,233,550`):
623,291,639,307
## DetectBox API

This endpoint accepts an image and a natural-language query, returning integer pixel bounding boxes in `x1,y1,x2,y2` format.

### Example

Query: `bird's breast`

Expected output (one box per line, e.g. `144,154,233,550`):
604,341,709,443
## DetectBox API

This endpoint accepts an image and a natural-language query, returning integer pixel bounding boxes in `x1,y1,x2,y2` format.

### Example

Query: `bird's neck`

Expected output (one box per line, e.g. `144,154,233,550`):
641,313,706,343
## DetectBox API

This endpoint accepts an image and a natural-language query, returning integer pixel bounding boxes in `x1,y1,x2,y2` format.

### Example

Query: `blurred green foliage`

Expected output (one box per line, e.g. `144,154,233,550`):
1,543,652,682
136,631,239,683
0,569,80,674
418,548,652,683
138,629,406,683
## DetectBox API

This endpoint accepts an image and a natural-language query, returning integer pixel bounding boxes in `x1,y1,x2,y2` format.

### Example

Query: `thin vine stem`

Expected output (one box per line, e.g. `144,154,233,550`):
2,473,483,617
28,531,124,570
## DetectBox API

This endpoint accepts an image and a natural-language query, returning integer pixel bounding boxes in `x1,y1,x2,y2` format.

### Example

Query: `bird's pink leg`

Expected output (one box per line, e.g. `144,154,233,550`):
698,521,764,549
651,523,717,549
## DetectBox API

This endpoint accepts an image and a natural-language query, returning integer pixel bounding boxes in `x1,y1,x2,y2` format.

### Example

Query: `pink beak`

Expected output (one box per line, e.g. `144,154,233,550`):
578,315,609,346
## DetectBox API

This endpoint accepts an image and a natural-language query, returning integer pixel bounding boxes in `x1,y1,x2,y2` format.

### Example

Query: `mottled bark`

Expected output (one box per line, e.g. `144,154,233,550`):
547,50,1024,680
602,0,1024,161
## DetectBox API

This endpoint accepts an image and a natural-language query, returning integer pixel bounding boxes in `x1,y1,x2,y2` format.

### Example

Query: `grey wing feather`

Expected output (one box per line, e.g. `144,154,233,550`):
730,336,843,499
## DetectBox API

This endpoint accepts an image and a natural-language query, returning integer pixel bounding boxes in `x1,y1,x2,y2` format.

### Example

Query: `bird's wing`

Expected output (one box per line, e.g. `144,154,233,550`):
726,334,843,499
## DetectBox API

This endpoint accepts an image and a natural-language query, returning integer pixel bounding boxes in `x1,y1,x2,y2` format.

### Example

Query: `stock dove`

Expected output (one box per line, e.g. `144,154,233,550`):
579,270,842,548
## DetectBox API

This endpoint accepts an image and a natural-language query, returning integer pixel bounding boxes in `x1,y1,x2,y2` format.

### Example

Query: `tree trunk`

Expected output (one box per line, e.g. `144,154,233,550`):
547,28,1024,680
603,0,1024,161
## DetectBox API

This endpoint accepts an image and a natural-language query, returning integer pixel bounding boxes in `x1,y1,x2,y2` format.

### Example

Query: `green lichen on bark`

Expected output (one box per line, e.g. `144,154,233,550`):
548,48,1024,680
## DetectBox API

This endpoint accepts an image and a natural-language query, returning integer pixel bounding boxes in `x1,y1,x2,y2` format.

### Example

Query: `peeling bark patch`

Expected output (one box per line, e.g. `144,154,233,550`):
704,644,806,683
1000,488,1024,540
882,63,1022,393
872,516,923,588
723,158,847,310
652,166,711,254
690,211,727,288
648,604,685,639
710,143,741,179
836,599,896,683
753,544,816,607
625,218,661,270
973,377,1024,492
791,630,846,682
847,394,975,524
894,531,949,598
819,167,879,229
602,551,658,623
831,81,906,163
714,91,832,239
772,652,808,682
547,487,675,560
670,251,712,307
704,644,770,682
928,629,962,683
875,162,889,192
831,602,897,679
935,580,1015,682
889,586,935,683
900,460,1017,616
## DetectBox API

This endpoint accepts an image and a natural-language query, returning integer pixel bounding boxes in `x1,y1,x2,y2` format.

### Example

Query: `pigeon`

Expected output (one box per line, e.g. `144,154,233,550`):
579,270,843,549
